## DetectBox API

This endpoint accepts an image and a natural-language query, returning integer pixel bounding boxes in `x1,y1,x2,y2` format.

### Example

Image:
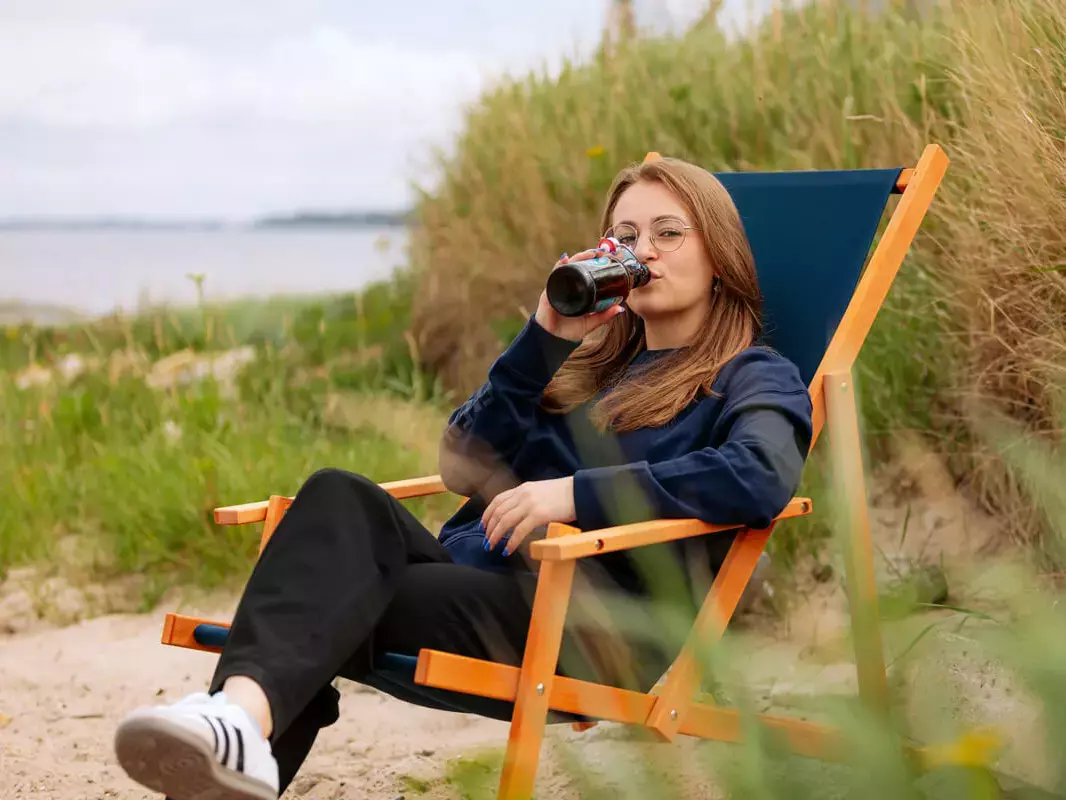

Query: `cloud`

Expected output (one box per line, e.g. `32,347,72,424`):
0,18,500,215
0,1,773,216
0,21,489,130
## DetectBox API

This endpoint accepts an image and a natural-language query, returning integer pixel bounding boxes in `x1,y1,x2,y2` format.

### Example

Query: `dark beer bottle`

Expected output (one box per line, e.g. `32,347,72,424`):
546,237,651,317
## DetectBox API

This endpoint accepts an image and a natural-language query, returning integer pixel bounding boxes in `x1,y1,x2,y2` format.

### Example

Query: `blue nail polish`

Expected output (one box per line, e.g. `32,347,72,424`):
503,547,511,557
483,539,490,551
560,252,568,259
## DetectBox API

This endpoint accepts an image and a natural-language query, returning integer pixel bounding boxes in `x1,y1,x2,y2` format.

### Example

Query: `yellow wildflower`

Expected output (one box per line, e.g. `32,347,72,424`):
921,727,1001,769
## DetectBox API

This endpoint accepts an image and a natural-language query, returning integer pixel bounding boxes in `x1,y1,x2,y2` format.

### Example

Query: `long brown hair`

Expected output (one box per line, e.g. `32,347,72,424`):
542,157,764,431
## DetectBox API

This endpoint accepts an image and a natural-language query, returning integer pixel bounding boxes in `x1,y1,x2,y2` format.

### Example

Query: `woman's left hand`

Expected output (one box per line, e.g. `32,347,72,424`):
482,477,576,555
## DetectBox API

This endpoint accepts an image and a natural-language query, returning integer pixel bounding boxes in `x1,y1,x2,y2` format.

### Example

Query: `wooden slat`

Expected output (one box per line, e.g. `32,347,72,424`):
379,474,450,499
807,143,949,451
213,474,453,525
160,613,228,654
645,526,773,741
686,702,846,761
894,168,914,193
415,649,847,761
259,495,293,554
214,500,271,526
499,523,579,800
415,648,517,699
529,497,811,562
825,369,889,716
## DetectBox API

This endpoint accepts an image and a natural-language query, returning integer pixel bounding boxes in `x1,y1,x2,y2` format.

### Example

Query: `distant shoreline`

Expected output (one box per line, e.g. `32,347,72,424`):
0,301,89,327
0,210,411,232
2,224,406,325
0,289,365,328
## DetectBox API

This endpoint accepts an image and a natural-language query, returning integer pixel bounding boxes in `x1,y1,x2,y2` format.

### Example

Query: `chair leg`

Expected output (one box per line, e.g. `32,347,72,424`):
645,526,773,741
824,369,889,716
498,523,579,800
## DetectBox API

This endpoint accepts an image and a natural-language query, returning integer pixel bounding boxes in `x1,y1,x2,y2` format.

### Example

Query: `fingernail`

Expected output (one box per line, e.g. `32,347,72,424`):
560,252,568,259
483,539,490,551
503,547,511,557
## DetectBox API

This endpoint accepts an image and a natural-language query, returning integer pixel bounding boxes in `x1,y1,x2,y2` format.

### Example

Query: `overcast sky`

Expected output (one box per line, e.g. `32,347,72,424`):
0,1,771,220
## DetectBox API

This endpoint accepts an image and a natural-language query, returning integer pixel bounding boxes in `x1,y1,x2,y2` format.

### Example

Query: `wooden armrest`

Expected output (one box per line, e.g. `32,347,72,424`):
213,474,452,525
529,497,812,562
214,501,274,525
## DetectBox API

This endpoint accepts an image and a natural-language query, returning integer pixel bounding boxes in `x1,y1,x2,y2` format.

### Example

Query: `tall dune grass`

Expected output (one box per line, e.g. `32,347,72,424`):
408,0,1066,556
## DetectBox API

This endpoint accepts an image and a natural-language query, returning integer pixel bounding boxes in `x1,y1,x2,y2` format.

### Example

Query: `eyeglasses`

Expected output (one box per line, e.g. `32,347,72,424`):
604,218,698,253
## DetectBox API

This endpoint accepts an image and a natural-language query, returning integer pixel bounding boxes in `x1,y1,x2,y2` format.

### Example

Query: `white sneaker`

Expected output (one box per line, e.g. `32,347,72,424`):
114,691,279,800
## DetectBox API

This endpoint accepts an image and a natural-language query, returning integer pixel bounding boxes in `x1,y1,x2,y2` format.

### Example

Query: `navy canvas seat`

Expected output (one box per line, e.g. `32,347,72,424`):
715,167,903,384
192,622,579,722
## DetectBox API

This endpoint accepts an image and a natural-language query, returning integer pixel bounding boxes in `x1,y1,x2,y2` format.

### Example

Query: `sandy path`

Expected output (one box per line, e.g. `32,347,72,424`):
0,601,737,800
0,579,1047,800
0,603,514,799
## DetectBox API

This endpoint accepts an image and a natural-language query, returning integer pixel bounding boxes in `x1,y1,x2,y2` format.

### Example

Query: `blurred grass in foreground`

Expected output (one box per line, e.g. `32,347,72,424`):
421,381,1066,800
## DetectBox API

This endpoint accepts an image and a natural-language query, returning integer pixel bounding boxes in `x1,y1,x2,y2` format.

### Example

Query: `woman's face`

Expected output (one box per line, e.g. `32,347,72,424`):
608,180,716,322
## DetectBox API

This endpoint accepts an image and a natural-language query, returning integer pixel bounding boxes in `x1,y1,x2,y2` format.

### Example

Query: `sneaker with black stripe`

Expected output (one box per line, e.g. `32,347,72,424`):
114,691,279,800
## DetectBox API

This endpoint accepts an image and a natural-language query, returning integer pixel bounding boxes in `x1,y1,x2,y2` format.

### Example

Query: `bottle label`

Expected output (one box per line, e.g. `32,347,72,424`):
592,296,623,313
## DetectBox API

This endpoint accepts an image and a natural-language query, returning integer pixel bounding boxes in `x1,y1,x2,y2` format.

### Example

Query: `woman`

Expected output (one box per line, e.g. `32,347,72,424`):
113,157,813,800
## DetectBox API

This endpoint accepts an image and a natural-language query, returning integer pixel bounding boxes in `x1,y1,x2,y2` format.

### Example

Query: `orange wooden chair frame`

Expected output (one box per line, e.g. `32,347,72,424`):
162,145,952,798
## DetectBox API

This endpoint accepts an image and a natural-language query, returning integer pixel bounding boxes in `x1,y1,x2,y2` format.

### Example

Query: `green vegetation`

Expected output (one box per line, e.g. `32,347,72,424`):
0,282,455,588
5,0,1066,584
407,0,1066,560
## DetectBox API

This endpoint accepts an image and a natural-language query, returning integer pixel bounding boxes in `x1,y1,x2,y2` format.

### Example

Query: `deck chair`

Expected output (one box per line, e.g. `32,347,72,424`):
161,144,953,797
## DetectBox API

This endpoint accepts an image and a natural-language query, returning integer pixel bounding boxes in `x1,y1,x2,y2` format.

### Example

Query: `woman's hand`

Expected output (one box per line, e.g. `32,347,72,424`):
481,477,576,555
534,249,626,342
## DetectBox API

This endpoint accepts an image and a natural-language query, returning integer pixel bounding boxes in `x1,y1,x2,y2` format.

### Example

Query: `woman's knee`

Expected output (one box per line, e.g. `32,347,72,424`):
289,469,399,546
299,467,379,499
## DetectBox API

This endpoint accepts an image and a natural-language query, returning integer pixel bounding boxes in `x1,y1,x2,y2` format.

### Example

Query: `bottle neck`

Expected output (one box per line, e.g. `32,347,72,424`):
614,250,650,288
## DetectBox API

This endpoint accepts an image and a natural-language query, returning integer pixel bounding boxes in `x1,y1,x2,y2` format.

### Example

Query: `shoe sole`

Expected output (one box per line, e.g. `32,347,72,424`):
114,715,275,800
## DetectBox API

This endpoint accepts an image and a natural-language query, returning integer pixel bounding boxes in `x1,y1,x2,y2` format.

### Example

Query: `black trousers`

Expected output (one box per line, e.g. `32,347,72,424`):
208,468,715,794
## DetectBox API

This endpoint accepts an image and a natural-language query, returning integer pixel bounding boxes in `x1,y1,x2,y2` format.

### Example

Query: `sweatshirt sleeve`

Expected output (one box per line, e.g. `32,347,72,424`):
571,351,813,531
438,316,579,495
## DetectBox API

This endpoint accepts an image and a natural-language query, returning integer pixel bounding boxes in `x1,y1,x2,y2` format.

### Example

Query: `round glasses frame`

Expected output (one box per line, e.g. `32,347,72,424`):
604,220,698,253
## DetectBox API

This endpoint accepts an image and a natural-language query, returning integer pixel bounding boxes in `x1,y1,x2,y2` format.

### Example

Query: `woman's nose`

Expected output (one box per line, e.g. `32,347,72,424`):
634,233,657,262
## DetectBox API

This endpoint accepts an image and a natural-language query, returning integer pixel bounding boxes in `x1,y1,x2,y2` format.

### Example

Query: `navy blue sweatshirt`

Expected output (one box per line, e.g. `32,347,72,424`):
437,316,813,587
